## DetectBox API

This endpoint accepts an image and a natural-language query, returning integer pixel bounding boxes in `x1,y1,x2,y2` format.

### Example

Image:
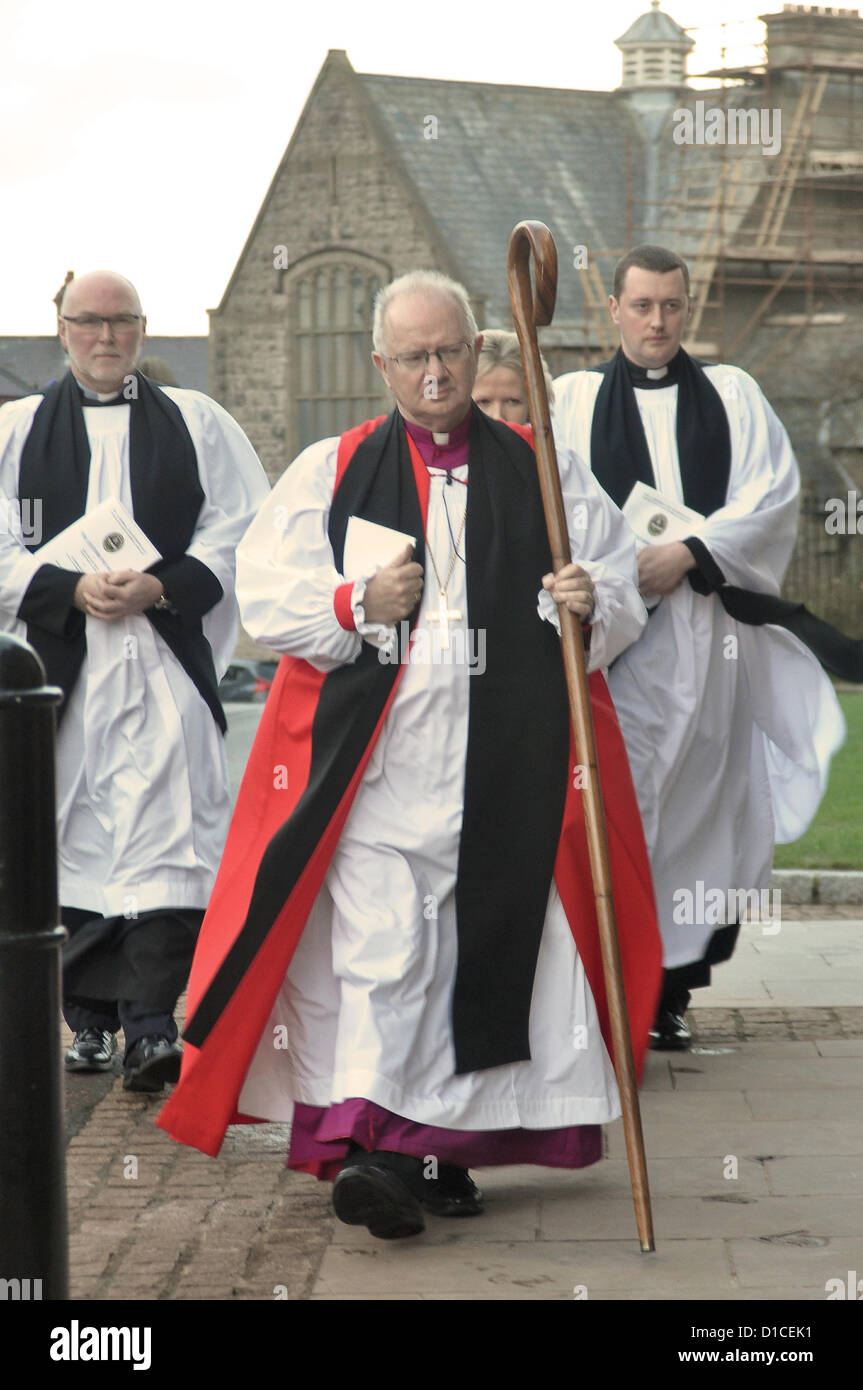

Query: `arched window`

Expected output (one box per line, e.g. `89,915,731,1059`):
291,257,389,451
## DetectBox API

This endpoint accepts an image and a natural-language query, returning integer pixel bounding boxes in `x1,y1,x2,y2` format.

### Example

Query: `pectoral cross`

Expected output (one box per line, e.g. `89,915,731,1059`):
426,589,462,649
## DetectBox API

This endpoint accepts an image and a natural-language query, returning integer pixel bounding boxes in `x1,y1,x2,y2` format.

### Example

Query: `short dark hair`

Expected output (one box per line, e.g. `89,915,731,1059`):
612,245,690,299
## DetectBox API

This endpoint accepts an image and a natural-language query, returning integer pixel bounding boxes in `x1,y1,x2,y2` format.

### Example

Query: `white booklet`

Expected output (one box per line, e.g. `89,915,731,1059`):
38,497,162,573
343,516,416,581
622,480,704,547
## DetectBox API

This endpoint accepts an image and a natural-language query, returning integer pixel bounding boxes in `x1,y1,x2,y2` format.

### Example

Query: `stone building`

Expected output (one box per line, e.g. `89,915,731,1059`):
208,37,653,480
211,3,863,622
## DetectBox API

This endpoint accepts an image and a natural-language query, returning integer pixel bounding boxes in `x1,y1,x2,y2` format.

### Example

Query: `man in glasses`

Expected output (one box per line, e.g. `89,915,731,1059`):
160,269,662,1242
0,269,269,1093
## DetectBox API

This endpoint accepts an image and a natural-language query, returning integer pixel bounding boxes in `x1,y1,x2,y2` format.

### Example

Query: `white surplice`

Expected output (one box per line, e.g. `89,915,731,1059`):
0,388,270,918
553,365,846,970
234,429,647,1131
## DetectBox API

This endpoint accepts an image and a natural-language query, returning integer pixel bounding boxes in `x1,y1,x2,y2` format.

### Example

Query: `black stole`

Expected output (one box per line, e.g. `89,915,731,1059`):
18,370,227,729
185,406,571,1073
588,347,731,517
589,350,863,680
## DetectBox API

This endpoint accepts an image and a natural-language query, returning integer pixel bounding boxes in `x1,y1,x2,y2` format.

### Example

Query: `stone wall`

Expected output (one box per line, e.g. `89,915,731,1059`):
209,53,451,485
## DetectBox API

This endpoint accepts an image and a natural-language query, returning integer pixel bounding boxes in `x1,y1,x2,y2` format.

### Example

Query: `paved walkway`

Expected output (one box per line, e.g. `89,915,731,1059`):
63,913,863,1302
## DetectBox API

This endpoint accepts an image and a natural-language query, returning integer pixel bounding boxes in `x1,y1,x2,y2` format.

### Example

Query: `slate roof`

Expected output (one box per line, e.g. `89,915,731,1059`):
359,73,647,327
0,338,67,398
358,66,792,330
0,337,208,400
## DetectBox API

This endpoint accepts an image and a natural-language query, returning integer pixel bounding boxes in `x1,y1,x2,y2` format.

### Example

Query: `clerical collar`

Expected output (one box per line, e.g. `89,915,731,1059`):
403,412,471,472
73,377,126,406
623,352,681,390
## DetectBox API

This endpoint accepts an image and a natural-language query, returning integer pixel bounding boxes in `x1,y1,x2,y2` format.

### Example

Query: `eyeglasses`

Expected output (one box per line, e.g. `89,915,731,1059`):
381,341,472,371
60,314,142,333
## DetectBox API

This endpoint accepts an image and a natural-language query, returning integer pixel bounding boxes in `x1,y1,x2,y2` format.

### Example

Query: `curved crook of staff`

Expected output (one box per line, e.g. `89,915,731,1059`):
506,220,655,1253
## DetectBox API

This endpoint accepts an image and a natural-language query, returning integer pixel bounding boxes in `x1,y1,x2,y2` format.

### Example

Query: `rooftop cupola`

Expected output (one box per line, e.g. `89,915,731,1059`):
615,1,694,89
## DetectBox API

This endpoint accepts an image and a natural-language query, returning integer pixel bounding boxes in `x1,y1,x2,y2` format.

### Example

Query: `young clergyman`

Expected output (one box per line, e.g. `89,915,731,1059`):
554,245,844,1049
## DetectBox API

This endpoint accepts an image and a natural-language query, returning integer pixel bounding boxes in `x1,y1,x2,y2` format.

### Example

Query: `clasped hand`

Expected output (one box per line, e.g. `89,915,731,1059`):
542,563,595,620
636,541,696,597
363,545,424,624
73,570,164,620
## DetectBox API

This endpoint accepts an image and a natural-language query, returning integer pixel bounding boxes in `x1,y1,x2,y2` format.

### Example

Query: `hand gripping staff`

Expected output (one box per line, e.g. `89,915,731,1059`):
507,220,655,1252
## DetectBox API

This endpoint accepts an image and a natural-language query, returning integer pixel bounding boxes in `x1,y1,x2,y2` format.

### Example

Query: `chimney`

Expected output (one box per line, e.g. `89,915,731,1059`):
760,5,863,72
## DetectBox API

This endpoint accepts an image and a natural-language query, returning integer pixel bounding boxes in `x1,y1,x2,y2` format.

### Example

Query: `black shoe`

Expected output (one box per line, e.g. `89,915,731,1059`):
649,1007,692,1051
65,1028,117,1072
122,1035,182,1093
333,1157,425,1240
420,1164,484,1217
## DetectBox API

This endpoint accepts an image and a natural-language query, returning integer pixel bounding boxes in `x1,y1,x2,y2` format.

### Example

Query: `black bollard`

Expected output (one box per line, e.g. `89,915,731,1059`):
0,632,66,1301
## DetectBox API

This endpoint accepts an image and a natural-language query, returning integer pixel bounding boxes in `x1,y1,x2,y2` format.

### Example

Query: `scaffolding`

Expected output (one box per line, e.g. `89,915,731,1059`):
578,11,863,375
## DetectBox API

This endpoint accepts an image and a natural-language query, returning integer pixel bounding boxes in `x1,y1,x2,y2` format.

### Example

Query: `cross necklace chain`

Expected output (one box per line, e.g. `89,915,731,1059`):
424,486,467,649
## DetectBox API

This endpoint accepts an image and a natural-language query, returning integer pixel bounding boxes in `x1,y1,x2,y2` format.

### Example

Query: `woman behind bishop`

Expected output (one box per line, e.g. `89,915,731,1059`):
472,328,554,424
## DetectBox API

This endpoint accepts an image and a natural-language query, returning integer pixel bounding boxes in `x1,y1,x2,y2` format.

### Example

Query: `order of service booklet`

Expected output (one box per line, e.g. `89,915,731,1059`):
622,480,704,547
343,516,416,581
37,497,162,573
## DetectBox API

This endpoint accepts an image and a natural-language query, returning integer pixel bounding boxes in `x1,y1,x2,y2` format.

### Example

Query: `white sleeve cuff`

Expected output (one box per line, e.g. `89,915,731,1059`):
536,587,595,632
351,578,397,650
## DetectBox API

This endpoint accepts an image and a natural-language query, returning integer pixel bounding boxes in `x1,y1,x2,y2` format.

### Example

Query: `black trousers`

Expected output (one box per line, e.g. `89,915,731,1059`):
63,996,177,1058
61,905,202,1058
660,922,742,1011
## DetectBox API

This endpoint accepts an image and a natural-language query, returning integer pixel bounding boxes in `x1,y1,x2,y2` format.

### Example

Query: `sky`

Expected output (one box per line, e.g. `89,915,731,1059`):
2,0,773,335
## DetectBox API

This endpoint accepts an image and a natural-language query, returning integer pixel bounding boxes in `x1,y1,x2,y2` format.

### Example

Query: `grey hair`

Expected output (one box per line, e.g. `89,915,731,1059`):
475,328,555,406
373,270,478,354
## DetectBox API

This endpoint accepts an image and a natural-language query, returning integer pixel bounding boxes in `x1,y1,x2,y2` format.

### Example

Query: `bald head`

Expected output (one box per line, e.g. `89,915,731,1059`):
58,270,147,395
60,270,143,318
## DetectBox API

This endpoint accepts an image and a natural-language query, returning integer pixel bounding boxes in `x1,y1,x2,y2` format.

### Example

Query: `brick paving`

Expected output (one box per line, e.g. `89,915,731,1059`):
62,1000,333,1303
58,915,863,1302
65,1094,332,1301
